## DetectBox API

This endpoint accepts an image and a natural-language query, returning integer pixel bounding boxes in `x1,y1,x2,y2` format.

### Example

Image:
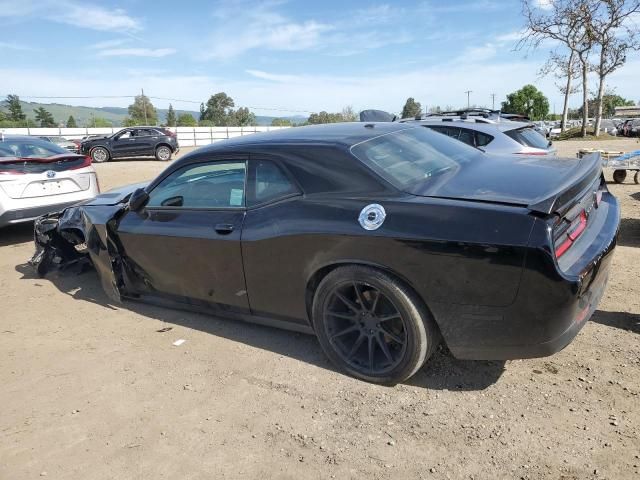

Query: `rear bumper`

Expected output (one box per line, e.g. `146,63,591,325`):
0,200,85,227
436,192,619,360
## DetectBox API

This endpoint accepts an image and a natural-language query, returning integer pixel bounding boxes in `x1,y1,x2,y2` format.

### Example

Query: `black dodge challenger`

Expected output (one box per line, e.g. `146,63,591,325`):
31,123,619,384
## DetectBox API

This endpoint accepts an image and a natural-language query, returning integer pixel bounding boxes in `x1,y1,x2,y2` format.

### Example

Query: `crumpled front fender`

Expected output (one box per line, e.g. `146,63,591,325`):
30,204,128,302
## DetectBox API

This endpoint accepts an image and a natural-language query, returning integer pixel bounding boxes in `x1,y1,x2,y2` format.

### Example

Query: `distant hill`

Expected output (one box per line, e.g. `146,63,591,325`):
14,101,306,127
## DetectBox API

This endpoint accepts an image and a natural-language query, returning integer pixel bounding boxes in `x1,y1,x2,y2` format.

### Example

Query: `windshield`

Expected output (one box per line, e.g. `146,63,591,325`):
505,127,550,149
350,126,481,193
0,138,68,158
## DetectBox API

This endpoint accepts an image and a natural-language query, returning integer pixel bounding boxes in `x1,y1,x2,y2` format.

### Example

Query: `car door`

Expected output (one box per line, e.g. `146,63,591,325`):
130,128,157,156
110,129,135,157
115,157,250,311
241,157,305,323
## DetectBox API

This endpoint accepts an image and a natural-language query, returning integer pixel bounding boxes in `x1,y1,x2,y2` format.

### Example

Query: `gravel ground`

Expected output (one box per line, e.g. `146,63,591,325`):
0,139,638,479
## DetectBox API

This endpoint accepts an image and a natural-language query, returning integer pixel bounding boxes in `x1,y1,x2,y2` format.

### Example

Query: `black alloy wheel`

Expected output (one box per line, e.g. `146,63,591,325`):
324,281,407,375
312,266,439,384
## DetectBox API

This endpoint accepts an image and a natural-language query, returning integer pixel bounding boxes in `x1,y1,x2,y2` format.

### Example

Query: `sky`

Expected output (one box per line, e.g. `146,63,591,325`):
1,0,639,117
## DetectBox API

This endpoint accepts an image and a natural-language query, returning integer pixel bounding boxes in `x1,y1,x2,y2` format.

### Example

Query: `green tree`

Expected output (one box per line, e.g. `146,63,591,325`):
232,107,256,126
198,119,215,127
271,118,292,126
501,84,550,120
177,113,197,126
122,117,137,127
87,116,112,127
165,104,176,127
401,97,422,118
307,111,347,124
201,92,235,125
66,115,77,128
577,92,635,120
4,94,26,123
341,106,357,122
127,94,157,125
34,107,56,127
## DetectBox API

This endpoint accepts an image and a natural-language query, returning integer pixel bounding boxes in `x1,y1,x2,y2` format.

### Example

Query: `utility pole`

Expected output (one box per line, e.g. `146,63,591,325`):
465,90,472,109
491,93,496,110
141,88,148,125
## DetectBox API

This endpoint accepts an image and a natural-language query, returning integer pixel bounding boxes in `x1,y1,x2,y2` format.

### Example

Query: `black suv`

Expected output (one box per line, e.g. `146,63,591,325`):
80,127,179,163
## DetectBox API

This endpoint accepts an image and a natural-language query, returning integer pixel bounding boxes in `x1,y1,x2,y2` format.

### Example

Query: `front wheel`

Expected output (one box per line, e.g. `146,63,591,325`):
312,266,440,384
90,147,110,163
155,145,172,161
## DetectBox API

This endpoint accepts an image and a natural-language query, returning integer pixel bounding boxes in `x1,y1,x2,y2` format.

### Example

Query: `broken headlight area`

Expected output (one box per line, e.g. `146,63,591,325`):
30,208,90,277
30,203,129,302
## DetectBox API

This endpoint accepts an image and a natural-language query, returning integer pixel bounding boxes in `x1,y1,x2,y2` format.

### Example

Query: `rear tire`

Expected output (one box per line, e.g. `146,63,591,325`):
312,265,440,384
613,169,627,184
155,145,172,161
90,147,110,163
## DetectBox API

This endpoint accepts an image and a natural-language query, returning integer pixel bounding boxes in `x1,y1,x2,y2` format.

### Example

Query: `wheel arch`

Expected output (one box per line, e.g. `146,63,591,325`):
156,142,174,152
304,260,441,335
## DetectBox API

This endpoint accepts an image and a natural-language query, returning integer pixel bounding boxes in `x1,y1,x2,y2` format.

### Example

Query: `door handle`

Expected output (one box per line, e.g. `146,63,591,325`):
214,223,234,234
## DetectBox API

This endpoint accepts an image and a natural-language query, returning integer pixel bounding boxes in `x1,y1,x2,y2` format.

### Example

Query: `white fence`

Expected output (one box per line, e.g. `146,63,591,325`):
0,126,291,147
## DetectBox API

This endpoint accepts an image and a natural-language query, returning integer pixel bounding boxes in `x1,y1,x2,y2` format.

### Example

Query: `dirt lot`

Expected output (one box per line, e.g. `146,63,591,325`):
1,140,639,479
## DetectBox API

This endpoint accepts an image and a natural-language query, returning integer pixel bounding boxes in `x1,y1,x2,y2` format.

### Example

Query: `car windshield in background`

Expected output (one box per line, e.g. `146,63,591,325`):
0,139,69,158
350,127,479,193
505,127,550,149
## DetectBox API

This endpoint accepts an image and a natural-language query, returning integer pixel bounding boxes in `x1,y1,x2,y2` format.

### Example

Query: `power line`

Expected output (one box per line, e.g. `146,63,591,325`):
12,94,315,114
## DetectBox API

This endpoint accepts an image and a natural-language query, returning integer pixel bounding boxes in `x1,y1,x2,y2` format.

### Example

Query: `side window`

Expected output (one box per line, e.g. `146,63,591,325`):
457,128,475,146
147,161,246,208
426,126,447,135
116,130,132,140
248,160,300,207
475,131,494,147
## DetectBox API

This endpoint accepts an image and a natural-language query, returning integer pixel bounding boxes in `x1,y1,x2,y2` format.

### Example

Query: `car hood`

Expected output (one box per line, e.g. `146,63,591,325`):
410,152,601,214
83,181,148,206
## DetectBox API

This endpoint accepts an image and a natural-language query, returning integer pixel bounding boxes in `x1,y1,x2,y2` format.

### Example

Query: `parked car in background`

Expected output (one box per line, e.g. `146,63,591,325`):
402,117,557,156
39,136,79,153
620,119,640,137
80,127,179,163
31,123,617,384
0,135,99,228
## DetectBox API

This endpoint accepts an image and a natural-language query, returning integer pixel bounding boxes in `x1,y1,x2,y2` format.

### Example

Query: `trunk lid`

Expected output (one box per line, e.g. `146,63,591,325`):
0,155,93,199
411,152,601,214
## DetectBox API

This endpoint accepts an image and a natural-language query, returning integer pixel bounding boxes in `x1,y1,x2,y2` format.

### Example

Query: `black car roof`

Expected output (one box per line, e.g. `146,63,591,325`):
195,122,417,152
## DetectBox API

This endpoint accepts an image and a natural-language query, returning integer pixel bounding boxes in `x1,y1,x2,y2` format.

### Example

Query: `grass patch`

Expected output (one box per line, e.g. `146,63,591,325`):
554,127,626,141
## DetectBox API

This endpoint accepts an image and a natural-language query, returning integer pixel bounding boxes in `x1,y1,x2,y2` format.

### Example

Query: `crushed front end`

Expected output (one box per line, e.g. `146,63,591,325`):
30,203,128,301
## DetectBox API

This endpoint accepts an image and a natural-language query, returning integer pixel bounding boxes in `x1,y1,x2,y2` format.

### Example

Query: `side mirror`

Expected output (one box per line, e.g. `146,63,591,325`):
129,188,149,212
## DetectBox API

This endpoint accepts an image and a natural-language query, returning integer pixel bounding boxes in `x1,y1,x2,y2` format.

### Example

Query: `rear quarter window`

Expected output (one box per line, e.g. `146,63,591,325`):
505,127,550,149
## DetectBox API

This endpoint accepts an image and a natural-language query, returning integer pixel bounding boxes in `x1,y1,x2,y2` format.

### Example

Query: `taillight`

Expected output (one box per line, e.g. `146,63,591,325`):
554,210,587,258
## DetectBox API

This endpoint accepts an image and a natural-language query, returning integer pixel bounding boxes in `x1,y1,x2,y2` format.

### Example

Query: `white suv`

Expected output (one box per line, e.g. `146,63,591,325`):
0,135,99,227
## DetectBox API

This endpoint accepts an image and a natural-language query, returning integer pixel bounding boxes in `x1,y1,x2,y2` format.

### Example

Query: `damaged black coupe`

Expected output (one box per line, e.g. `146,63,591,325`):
31,123,619,384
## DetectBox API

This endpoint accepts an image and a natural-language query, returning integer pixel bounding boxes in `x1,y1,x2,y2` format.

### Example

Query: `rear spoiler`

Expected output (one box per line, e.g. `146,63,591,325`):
527,152,602,215
0,153,85,163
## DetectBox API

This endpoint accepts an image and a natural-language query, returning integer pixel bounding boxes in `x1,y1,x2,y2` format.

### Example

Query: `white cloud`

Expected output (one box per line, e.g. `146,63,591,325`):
201,1,412,60
496,31,525,43
87,39,130,50
52,2,140,32
0,0,141,33
97,48,176,58
534,0,554,10
245,70,302,82
7,51,639,118
0,41,37,51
